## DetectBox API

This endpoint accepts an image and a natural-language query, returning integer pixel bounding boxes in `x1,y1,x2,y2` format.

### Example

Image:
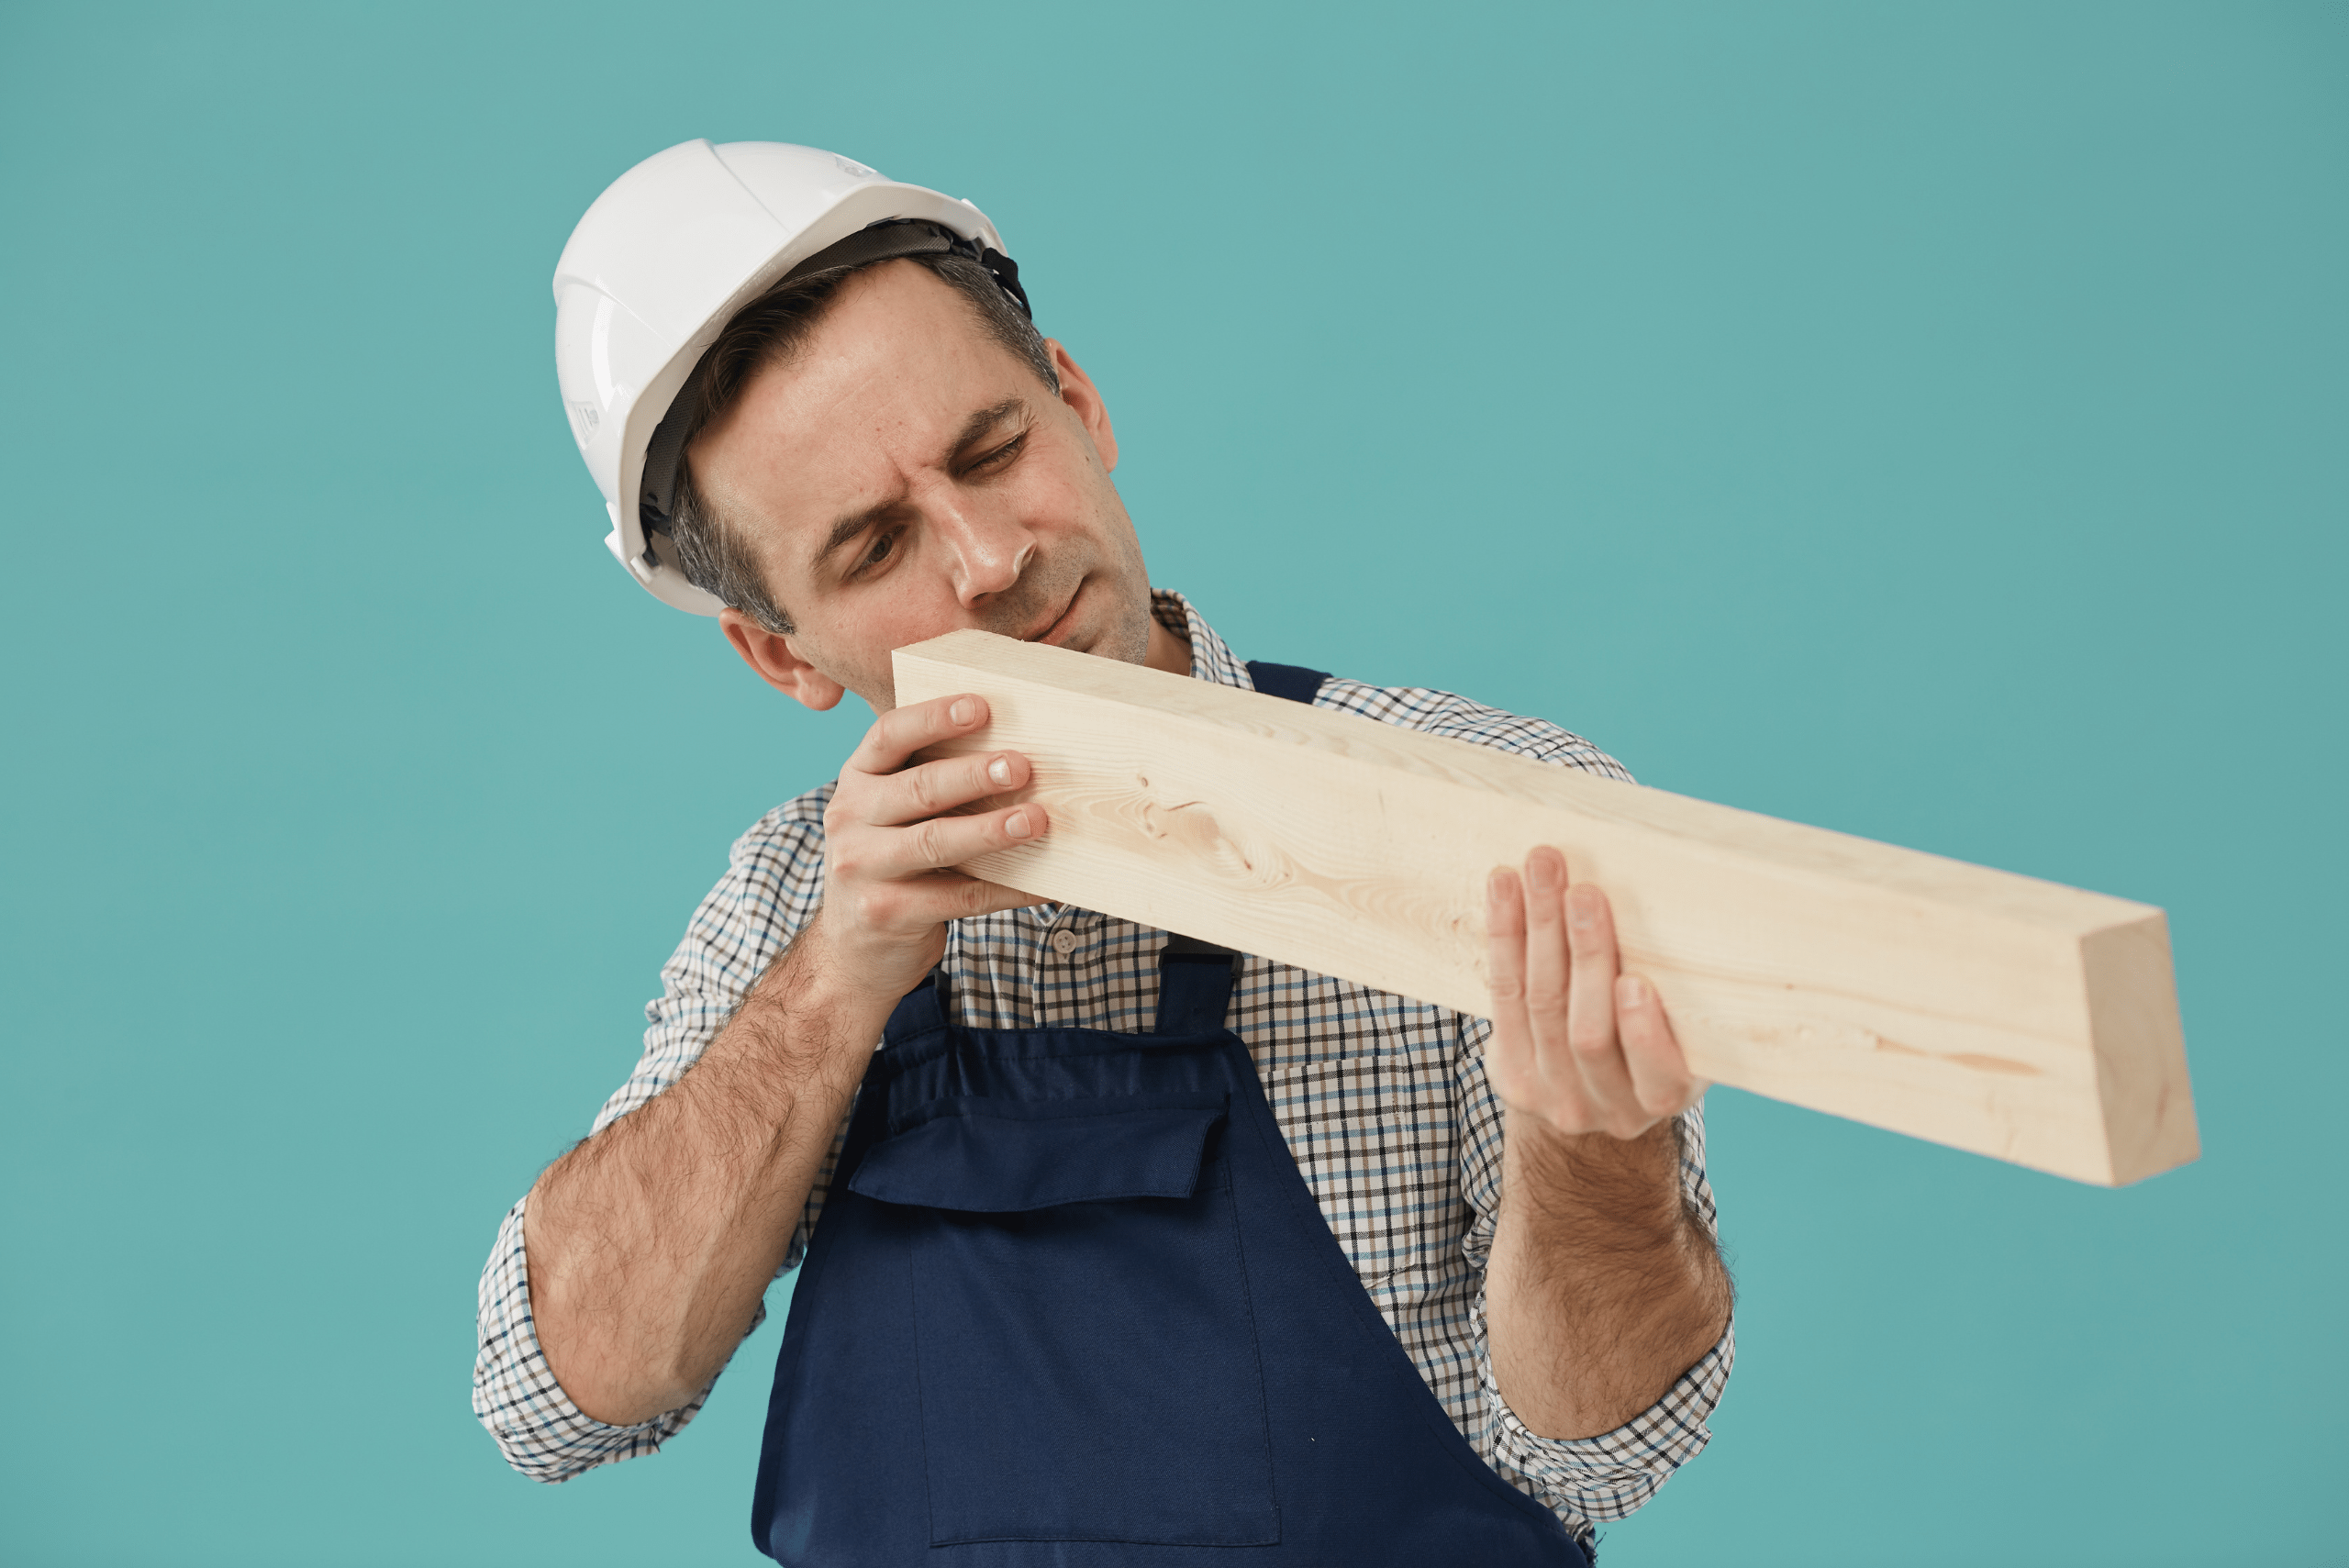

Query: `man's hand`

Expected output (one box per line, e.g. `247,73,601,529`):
1480,845,1731,1440
818,693,1052,1003
1483,846,1706,1140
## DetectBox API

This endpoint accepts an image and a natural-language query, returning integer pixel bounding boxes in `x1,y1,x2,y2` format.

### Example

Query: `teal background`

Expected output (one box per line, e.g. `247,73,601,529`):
2,2,2341,1563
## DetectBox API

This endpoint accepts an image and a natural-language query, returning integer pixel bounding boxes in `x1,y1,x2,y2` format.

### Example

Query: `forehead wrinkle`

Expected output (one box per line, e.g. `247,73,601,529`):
804,394,1033,574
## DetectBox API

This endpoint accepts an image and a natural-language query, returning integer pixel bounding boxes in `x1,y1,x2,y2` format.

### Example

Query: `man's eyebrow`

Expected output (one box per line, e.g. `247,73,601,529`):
809,398,1032,573
812,506,885,573
952,396,1029,457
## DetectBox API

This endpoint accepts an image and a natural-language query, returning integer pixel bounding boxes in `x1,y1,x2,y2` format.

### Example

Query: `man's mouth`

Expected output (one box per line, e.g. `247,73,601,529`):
1022,585,1082,645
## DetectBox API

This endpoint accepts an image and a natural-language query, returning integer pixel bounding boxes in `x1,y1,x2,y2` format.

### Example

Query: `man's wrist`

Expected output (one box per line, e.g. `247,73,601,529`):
729,914,903,1086
1500,1106,1687,1240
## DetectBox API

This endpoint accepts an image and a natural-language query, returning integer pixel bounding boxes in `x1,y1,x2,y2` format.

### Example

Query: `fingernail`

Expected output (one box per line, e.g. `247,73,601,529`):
1486,869,1509,904
987,756,1012,786
1620,974,1650,1007
950,698,976,726
1528,854,1561,893
1006,808,1033,837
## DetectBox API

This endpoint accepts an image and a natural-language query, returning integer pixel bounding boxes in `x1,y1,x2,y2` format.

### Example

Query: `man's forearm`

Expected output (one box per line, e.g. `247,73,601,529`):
1484,1112,1732,1440
523,914,886,1426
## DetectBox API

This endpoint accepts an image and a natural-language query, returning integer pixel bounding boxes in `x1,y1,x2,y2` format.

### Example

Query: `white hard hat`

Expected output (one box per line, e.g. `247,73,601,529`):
551,139,1025,614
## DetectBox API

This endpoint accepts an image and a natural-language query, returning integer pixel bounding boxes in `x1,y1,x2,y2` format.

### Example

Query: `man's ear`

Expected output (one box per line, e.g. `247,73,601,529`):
1047,340,1118,473
720,607,848,711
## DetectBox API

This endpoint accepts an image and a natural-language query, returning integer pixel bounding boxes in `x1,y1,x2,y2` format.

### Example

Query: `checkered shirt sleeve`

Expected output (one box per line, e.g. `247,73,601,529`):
473,591,1734,1541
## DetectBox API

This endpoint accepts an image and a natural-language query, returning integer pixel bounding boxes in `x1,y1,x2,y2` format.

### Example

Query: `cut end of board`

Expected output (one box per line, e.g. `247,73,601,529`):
2082,913,2199,1185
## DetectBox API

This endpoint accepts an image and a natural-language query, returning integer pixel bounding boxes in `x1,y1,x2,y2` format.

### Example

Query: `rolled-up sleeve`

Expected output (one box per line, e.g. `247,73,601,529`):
1467,1288,1734,1523
471,1194,740,1480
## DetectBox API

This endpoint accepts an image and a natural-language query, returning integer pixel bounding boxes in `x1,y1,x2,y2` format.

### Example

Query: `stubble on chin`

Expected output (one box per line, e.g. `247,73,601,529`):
1103,600,1152,666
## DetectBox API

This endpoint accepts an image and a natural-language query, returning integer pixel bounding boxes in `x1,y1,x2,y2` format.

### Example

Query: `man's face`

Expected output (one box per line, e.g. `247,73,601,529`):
687,261,1158,711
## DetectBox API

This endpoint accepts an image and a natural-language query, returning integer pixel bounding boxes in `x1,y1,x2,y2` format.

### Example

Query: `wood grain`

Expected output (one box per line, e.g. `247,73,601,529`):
894,630,2197,1185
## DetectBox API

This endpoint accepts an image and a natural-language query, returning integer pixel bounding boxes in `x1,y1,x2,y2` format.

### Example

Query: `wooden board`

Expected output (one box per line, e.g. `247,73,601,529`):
894,630,2198,1185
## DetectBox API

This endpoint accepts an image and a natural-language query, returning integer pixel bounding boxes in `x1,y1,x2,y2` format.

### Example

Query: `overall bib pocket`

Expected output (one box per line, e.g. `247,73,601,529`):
847,1092,1280,1548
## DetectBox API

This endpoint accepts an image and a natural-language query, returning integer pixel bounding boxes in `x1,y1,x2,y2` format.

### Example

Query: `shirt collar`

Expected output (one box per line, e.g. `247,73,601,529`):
1150,587,1255,691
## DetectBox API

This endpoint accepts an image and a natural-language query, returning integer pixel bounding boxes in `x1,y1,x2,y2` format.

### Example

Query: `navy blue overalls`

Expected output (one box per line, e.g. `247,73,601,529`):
751,664,1591,1567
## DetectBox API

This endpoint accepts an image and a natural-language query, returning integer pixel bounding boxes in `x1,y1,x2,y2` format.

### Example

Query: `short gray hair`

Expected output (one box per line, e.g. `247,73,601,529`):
662,251,1059,634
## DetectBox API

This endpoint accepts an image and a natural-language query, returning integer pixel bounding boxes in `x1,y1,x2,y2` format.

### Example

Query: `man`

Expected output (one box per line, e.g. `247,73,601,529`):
478,140,1733,1564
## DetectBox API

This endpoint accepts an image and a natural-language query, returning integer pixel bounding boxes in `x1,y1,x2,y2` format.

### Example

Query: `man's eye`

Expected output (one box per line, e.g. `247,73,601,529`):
860,531,897,573
974,434,1025,471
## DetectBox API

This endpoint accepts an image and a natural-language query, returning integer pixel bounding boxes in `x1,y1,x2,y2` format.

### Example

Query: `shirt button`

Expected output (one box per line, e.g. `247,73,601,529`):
1050,929,1079,955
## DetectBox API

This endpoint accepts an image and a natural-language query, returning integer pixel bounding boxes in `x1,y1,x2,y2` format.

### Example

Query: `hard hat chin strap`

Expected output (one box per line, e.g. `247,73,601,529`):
638,219,1032,551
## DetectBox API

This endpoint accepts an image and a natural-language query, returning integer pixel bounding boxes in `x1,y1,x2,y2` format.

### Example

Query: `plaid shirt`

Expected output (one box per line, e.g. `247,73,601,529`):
474,591,1734,1547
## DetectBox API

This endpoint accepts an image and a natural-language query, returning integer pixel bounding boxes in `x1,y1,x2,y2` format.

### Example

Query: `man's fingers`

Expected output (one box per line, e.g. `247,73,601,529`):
1487,852,1684,1140
896,803,1047,875
815,694,1051,1000
861,869,1051,933
868,749,1032,828
1562,881,1641,1128
1518,849,1597,1129
846,693,990,779
1482,869,1542,1097
1520,850,1573,1041
941,873,1055,921
1616,973,1705,1118
1485,866,1531,1029
835,805,1048,930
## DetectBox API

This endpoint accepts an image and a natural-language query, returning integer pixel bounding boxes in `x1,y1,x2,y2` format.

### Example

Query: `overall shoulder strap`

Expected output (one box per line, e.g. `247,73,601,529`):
1155,935,1240,1035
1245,659,1330,705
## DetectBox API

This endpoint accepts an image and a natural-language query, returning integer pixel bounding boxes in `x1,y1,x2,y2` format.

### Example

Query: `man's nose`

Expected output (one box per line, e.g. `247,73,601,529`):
932,495,1036,606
